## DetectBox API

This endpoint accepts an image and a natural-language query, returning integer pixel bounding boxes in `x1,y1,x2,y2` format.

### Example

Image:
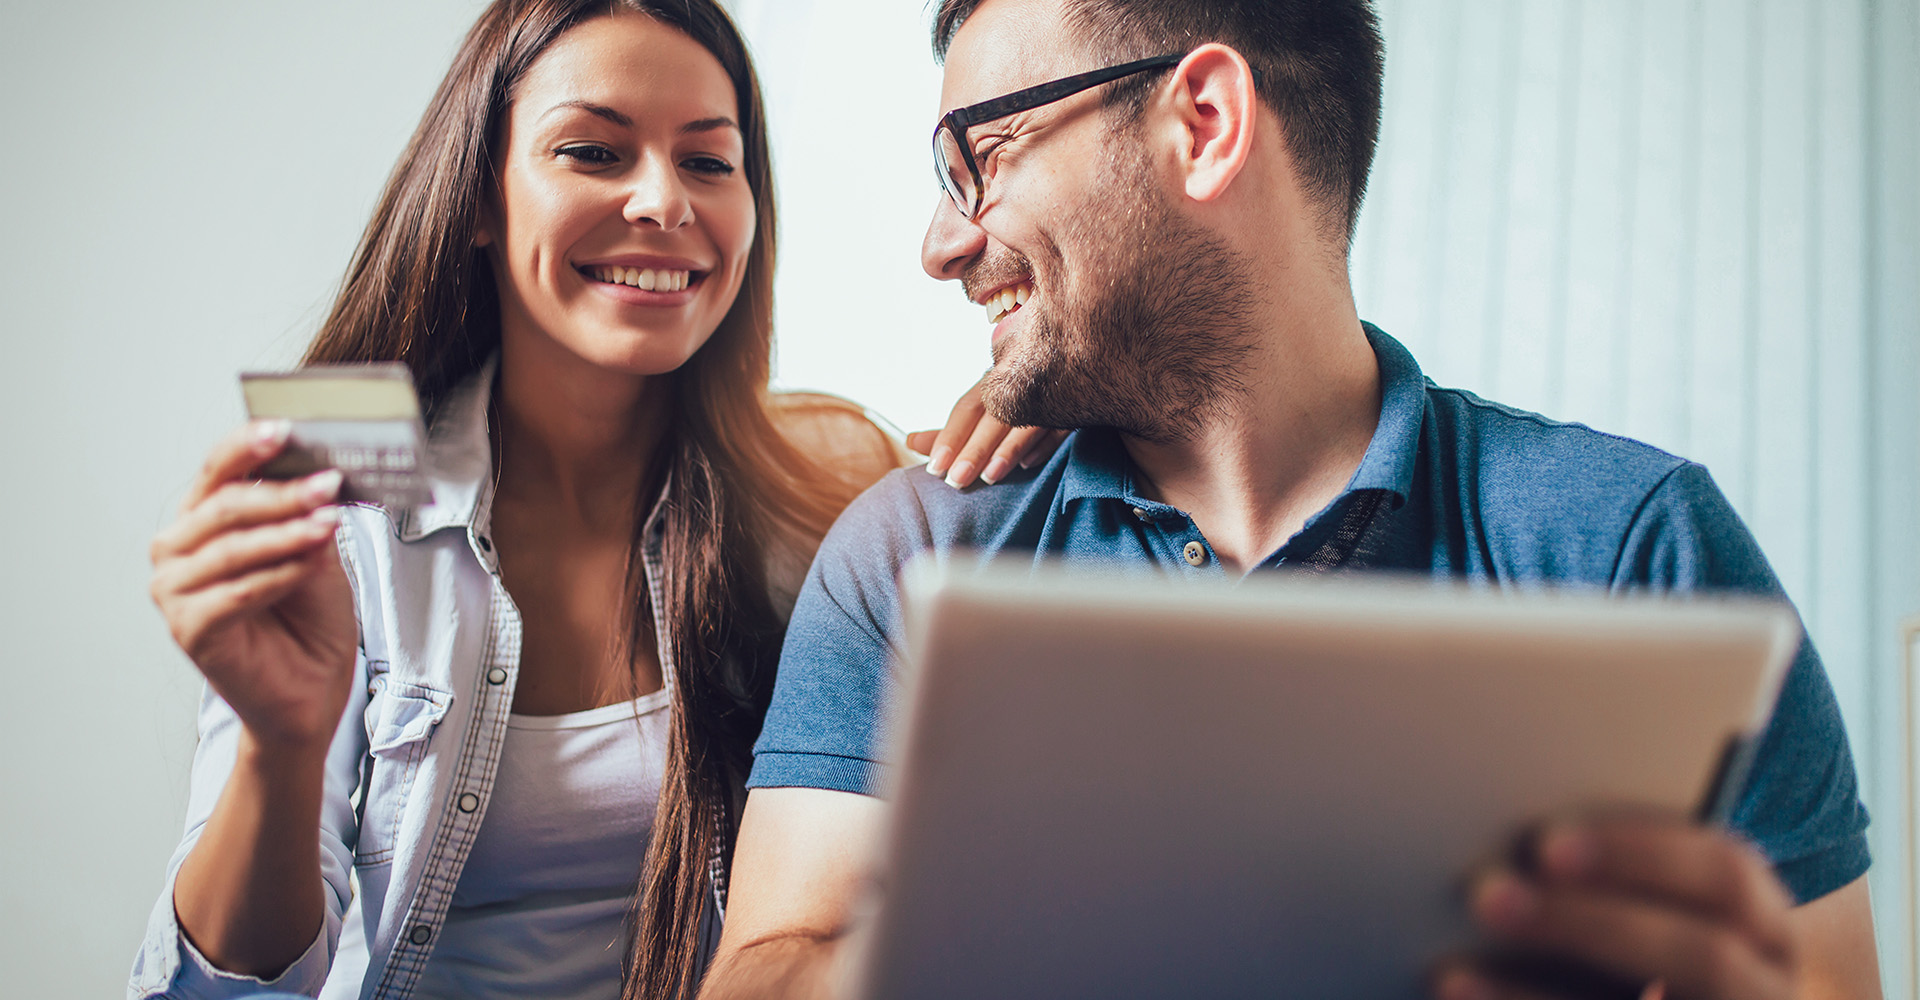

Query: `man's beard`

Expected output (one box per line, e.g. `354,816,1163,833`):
975,146,1260,444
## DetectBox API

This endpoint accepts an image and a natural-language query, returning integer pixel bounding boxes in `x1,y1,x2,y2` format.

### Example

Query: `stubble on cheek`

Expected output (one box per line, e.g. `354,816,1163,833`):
979,138,1261,442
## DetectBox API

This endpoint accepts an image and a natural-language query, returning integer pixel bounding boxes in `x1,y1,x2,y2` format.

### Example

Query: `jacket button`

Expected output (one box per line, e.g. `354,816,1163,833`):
457,792,480,814
1131,507,1149,521
1182,541,1207,567
408,924,432,946
486,667,508,685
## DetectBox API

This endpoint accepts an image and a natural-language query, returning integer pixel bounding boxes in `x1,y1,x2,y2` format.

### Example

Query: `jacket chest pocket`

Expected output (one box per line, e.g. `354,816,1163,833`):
354,677,452,866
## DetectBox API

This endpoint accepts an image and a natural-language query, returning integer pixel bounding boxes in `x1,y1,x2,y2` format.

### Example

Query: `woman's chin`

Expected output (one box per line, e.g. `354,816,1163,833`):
508,322,717,382
580,342,708,379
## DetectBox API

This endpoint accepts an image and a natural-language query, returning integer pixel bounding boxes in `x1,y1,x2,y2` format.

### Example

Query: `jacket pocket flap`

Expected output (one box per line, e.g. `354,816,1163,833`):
366,680,452,754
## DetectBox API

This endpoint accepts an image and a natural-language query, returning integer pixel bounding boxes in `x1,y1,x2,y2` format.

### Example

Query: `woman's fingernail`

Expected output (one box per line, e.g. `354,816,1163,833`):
1473,872,1539,931
944,459,976,489
927,445,955,477
980,457,1011,485
254,420,292,450
308,505,341,526
1540,824,1598,879
1435,968,1496,1000
303,469,344,503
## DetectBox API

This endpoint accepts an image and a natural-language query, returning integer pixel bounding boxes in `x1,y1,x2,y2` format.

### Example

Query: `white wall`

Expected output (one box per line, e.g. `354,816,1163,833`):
1341,0,1920,990
0,3,489,995
728,0,986,432
0,0,1912,996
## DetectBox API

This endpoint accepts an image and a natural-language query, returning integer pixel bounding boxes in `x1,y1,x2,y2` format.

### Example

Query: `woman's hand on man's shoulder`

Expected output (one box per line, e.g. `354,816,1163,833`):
904,377,1068,490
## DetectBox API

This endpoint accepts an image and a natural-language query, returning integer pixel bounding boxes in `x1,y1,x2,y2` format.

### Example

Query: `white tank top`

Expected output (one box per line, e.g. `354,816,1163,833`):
413,688,671,1000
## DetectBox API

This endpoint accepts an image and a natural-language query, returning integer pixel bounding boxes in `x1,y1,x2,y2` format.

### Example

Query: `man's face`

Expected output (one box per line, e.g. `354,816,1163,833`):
923,0,1257,443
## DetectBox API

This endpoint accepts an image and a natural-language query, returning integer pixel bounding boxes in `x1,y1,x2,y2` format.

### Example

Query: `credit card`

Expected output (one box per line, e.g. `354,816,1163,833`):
240,363,432,511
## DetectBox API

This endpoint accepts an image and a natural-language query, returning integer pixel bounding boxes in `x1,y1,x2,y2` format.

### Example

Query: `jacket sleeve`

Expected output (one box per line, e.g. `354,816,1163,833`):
128,594,373,997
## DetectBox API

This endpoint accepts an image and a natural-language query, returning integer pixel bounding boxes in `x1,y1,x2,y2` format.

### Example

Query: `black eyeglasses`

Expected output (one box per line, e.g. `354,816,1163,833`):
932,53,1185,220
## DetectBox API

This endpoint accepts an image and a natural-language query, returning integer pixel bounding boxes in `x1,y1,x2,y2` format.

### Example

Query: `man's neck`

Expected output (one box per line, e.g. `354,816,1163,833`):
1122,287,1380,576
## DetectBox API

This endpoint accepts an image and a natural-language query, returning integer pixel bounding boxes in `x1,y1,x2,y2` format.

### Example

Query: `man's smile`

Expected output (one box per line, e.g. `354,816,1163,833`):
982,281,1034,324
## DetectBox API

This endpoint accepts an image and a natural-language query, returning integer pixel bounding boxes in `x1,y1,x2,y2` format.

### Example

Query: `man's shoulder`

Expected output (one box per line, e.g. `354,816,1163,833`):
825,449,1073,556
1425,383,1688,485
1406,384,1744,586
1421,383,1695,515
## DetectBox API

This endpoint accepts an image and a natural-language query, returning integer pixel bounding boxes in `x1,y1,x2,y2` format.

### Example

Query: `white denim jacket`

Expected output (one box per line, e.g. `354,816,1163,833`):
129,358,753,1000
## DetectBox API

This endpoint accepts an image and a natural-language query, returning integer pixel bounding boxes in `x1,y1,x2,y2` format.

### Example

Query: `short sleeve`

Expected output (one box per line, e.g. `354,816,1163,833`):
1612,462,1871,903
749,471,936,796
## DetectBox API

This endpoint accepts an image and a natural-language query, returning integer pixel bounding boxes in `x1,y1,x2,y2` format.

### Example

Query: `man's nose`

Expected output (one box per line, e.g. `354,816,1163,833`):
922,193,987,282
624,154,694,231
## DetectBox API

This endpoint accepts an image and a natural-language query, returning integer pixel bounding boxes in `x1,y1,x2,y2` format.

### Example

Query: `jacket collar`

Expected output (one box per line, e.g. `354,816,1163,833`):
392,355,498,542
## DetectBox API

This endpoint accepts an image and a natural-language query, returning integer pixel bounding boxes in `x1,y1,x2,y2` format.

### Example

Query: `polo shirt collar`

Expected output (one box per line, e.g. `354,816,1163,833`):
1059,322,1426,510
1344,322,1426,508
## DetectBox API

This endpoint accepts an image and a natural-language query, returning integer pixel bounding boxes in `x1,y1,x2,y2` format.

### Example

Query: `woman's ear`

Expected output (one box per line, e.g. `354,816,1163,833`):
1164,43,1259,204
474,191,499,248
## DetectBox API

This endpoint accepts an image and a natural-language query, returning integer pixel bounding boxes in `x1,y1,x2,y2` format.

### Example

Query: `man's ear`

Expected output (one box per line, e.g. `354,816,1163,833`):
1163,43,1259,203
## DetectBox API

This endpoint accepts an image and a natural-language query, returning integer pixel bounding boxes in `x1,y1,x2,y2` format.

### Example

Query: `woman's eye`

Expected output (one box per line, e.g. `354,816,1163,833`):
553,144,617,165
682,156,736,177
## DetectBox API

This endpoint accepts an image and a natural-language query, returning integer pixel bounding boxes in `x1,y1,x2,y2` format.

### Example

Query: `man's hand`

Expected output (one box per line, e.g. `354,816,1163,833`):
1434,814,1876,1000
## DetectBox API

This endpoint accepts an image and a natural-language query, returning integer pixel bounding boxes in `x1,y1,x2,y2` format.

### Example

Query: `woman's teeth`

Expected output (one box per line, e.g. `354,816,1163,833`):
986,283,1034,324
587,265,691,292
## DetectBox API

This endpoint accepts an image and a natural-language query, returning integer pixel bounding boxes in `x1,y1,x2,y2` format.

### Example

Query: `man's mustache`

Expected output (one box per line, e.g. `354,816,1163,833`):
961,250,1037,303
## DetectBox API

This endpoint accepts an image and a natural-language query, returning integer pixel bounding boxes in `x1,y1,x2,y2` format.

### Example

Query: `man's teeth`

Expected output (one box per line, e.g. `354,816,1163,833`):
985,283,1034,324
588,265,691,292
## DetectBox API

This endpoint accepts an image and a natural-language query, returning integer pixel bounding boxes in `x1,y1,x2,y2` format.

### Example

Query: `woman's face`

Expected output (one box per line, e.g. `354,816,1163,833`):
483,12,755,378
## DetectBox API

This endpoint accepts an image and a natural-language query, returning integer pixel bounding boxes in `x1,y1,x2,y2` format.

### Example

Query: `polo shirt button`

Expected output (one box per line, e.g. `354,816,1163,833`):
1131,507,1149,521
367,681,378,697
477,536,493,552
457,792,481,813
486,667,508,685
408,924,432,946
1182,541,1207,566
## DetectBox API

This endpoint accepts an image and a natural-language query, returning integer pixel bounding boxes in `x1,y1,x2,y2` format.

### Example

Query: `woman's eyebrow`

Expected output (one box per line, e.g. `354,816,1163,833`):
680,116,739,136
539,99,633,127
533,103,735,137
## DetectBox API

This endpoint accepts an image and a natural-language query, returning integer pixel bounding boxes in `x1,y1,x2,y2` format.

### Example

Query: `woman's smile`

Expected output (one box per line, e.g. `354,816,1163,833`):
576,254,710,305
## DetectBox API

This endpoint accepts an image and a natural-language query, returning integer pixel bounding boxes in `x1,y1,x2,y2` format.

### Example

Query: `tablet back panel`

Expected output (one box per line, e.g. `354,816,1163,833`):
851,563,1798,1000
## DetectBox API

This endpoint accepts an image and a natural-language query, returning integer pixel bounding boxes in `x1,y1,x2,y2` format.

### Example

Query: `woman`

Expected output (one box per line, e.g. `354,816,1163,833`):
130,2,1045,998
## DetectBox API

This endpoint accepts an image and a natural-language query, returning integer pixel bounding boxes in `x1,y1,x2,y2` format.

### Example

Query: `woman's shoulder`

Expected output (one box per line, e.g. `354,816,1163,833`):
768,391,911,487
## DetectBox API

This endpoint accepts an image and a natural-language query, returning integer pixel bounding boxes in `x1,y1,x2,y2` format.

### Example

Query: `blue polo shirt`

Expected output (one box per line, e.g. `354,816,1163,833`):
752,324,1870,903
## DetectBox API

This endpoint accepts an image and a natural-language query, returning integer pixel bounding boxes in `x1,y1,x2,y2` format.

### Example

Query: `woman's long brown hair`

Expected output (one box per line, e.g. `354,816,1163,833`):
301,2,860,995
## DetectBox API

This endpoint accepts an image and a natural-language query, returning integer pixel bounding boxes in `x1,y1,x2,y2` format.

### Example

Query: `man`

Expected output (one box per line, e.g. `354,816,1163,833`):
701,1,1882,997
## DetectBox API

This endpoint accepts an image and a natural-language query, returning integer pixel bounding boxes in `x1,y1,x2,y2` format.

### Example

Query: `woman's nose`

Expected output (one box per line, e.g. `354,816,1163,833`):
623,153,694,231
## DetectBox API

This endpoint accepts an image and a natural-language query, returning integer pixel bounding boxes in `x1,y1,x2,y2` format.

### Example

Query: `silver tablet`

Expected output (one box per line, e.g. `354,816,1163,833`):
846,559,1798,1000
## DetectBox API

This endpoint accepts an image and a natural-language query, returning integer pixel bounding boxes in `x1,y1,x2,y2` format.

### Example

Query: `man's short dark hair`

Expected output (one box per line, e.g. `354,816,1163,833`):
933,0,1385,245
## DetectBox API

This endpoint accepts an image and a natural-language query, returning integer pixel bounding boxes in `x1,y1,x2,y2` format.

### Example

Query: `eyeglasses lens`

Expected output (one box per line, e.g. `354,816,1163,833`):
933,125,976,218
